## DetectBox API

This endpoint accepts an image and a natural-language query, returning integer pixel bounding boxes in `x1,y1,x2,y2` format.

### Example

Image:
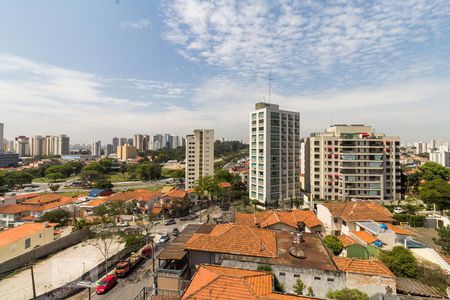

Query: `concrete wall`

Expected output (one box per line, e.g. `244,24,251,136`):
346,272,396,297
0,230,89,274
317,204,342,234
0,225,56,263
222,259,345,299
188,250,220,277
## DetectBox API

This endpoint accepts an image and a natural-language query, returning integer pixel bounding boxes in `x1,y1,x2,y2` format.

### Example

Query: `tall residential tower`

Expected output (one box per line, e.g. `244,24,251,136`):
249,103,301,207
185,129,214,190
305,124,402,201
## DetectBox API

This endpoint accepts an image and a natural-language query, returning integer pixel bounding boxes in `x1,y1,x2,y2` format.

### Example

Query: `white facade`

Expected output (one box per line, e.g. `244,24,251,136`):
430,146,450,167
134,134,144,152
14,136,30,156
249,102,301,207
31,135,46,156
92,141,102,156
185,129,214,190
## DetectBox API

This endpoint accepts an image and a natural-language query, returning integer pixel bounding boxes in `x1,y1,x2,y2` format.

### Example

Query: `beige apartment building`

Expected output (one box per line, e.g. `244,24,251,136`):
305,124,401,201
0,223,57,262
116,144,137,160
185,129,214,190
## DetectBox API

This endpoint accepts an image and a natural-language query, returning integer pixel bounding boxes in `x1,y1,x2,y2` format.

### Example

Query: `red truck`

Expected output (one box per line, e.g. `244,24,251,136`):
115,245,152,278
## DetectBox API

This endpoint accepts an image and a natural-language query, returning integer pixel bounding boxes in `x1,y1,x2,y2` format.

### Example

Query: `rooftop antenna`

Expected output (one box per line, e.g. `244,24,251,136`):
268,71,272,104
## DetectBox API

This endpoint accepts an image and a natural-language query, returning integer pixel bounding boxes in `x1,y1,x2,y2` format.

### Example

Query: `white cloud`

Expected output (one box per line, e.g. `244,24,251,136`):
121,19,152,30
162,0,450,85
1,54,449,144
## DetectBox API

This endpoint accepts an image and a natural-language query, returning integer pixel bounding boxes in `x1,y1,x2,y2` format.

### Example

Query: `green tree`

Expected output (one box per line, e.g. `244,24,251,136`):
306,287,314,297
324,235,344,256
123,233,146,249
379,246,417,278
45,165,72,178
83,162,105,173
4,171,33,188
41,209,69,226
98,158,117,174
46,172,66,182
419,162,449,181
293,278,305,295
406,172,420,194
94,178,113,189
327,288,369,300
49,184,60,192
419,179,450,211
135,162,161,180
80,170,101,187
435,226,450,255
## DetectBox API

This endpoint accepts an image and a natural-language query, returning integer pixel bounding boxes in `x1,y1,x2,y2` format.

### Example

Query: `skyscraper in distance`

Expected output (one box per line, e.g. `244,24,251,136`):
185,129,214,190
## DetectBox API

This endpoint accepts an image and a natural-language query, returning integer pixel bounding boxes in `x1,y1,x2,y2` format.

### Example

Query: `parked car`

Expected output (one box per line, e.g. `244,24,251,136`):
165,219,176,226
394,207,404,214
173,228,180,236
96,274,117,295
159,234,170,244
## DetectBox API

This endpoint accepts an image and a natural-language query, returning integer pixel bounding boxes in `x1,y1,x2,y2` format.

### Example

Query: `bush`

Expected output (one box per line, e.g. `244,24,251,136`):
324,235,344,256
393,214,425,227
327,288,369,300
379,246,418,278
293,279,305,295
123,234,146,249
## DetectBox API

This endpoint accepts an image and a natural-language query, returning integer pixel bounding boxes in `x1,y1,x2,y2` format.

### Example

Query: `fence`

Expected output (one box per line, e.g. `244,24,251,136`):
0,229,90,275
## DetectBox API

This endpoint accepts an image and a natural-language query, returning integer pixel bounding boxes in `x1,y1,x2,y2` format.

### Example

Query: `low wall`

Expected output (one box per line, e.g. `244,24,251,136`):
0,229,90,275
35,248,131,300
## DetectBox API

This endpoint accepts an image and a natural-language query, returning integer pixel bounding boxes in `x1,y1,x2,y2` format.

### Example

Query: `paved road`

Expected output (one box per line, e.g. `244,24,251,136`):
68,210,220,300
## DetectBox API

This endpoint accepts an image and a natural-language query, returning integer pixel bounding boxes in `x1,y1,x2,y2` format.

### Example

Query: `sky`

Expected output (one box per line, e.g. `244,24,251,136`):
0,0,449,144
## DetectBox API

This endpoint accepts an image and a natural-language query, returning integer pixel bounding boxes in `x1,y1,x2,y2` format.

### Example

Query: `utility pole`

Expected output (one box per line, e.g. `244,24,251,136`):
30,264,37,299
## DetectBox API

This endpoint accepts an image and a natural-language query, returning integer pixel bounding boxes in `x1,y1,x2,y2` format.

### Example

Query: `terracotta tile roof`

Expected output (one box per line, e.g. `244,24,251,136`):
182,265,315,300
218,182,232,188
333,257,394,277
22,194,62,205
321,201,393,222
15,193,39,200
20,215,35,221
0,223,56,247
386,224,414,236
338,234,358,247
165,189,187,199
105,190,159,202
84,199,107,207
235,210,322,230
184,224,277,258
350,231,378,244
0,204,33,214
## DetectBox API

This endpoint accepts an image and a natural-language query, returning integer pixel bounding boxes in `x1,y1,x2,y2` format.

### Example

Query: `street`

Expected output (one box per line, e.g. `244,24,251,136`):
68,208,221,300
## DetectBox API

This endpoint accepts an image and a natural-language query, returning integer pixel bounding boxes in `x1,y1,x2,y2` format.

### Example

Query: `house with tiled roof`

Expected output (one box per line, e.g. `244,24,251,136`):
0,204,33,227
183,224,347,298
182,264,318,300
0,223,58,262
234,210,323,233
333,257,396,296
21,193,63,206
317,201,393,235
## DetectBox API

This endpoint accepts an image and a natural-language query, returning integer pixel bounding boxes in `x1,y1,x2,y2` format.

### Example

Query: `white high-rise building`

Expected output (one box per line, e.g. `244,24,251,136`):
56,134,70,155
413,141,428,155
430,146,450,167
134,134,145,152
31,135,46,156
249,103,301,207
305,124,401,201
92,141,102,156
185,129,214,190
15,136,30,156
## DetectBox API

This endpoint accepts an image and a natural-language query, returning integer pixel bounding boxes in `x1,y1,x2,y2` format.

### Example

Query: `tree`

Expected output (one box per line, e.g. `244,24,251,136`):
94,178,113,189
406,172,420,194
46,172,65,182
80,170,101,187
49,184,60,192
293,278,305,295
41,209,69,226
135,162,161,180
419,162,449,181
419,179,450,211
435,226,450,255
119,164,128,181
327,288,369,300
324,235,344,256
306,287,314,297
379,246,418,278
98,158,117,174
91,230,122,274
123,233,146,249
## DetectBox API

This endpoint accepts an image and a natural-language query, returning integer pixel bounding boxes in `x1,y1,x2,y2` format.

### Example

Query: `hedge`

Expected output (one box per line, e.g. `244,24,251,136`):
393,214,425,227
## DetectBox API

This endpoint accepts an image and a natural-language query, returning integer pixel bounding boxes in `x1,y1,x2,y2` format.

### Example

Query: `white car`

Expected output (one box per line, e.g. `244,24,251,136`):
394,207,404,214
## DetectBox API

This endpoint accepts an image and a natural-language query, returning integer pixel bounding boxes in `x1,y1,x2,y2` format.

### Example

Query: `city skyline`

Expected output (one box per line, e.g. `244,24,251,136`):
1,0,450,143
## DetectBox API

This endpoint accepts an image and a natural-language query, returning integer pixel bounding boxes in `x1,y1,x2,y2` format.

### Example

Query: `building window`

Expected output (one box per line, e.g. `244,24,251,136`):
25,238,31,249
314,276,321,280
279,272,286,276
327,278,334,282
293,274,300,278
39,233,42,238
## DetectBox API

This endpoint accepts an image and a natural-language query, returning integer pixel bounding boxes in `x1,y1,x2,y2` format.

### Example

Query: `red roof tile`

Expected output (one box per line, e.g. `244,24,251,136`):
321,201,393,222
235,210,322,230
338,235,358,247
350,231,377,244
333,257,394,277
184,225,277,258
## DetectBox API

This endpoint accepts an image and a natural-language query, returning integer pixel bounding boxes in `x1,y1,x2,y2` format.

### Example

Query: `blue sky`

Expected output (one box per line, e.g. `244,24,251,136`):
1,0,449,144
